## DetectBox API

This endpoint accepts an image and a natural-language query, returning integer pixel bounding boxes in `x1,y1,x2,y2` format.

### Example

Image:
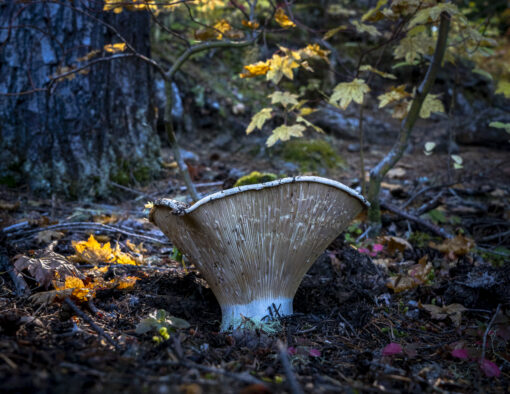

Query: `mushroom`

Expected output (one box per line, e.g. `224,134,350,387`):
149,176,369,331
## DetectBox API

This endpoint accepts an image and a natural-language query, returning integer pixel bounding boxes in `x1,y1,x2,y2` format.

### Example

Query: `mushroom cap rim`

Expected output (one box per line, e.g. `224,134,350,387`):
154,175,369,215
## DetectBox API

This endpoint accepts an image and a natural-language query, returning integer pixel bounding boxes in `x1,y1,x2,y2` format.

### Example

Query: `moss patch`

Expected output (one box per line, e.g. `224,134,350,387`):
280,139,345,172
234,171,278,187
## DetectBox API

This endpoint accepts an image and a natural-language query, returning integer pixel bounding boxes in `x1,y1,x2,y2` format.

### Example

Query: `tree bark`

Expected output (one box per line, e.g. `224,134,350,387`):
0,1,160,197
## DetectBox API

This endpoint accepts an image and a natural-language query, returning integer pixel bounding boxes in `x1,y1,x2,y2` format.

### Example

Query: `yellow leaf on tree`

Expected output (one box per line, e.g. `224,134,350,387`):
275,8,296,28
213,19,232,39
246,108,272,134
104,43,127,53
268,91,299,107
323,25,348,40
242,20,260,29
393,27,435,63
266,54,299,84
418,93,445,119
300,44,330,62
239,60,270,78
408,3,460,29
330,78,370,110
392,100,410,119
362,0,388,22
377,84,410,108
352,20,381,37
266,124,305,147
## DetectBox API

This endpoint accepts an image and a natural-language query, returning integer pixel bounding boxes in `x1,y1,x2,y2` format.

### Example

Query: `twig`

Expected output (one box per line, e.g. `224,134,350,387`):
381,201,452,239
64,297,120,350
109,181,153,198
479,230,510,243
481,304,501,362
277,340,304,394
5,222,170,244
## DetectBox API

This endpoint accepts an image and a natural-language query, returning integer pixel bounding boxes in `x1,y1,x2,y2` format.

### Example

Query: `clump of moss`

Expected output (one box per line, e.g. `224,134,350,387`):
234,171,278,187
280,139,344,172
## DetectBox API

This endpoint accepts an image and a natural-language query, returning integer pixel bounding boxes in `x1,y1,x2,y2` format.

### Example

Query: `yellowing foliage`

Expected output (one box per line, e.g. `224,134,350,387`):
377,85,410,108
266,124,305,147
242,20,260,30
104,43,127,53
240,60,270,78
72,235,139,265
418,93,445,119
275,8,296,28
329,78,370,110
246,108,272,134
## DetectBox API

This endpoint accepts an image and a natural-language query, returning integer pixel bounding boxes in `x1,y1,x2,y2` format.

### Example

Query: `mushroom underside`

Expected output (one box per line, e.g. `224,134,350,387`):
150,178,365,330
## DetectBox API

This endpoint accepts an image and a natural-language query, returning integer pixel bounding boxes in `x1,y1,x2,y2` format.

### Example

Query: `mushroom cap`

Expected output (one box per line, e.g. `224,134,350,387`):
150,176,368,329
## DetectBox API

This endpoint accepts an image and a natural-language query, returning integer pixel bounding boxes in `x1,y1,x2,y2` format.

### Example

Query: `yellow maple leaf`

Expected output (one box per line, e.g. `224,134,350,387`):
408,3,460,29
72,235,114,264
329,78,370,110
213,19,231,40
392,100,410,119
362,0,388,22
54,276,90,301
300,44,330,62
418,93,445,119
393,27,435,63
268,91,299,107
239,60,270,78
116,276,140,290
275,8,296,28
266,54,299,84
377,85,410,108
104,43,127,53
266,124,305,147
246,108,272,134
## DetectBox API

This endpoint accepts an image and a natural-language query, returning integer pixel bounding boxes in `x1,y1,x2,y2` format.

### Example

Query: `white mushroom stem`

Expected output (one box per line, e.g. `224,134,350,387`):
150,176,369,331
221,297,293,331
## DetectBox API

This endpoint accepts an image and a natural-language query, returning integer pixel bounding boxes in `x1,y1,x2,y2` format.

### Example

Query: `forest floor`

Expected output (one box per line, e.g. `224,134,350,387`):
1,127,509,393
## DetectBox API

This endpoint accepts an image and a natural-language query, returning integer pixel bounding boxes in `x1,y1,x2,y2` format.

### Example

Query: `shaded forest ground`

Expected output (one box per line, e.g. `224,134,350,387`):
1,111,510,393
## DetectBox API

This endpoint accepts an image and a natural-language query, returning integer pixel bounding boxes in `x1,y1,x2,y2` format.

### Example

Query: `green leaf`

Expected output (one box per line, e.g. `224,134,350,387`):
167,316,190,329
352,20,381,37
246,108,272,134
489,121,510,134
330,78,370,110
428,209,447,224
362,0,388,22
135,317,158,334
408,3,461,29
266,124,305,147
323,25,348,40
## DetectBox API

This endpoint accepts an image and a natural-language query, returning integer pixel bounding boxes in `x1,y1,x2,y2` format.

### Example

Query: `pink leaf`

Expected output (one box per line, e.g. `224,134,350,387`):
308,348,321,357
480,359,501,378
373,244,384,252
451,348,469,360
287,347,297,356
382,343,403,356
358,248,370,254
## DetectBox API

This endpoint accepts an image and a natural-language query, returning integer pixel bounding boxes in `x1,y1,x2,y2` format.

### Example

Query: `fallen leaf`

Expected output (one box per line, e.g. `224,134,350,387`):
451,348,469,360
422,303,466,327
0,201,20,211
14,251,84,288
35,230,64,244
308,348,321,357
381,236,413,255
387,256,432,293
382,343,403,356
479,359,501,378
431,235,475,257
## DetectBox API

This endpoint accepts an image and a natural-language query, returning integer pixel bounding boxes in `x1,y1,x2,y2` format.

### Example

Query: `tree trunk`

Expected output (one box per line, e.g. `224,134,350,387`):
0,1,160,198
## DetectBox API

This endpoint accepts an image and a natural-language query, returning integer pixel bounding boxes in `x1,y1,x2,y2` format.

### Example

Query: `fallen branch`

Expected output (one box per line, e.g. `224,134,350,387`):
381,201,452,239
0,253,30,297
5,222,170,244
64,297,120,350
277,340,304,394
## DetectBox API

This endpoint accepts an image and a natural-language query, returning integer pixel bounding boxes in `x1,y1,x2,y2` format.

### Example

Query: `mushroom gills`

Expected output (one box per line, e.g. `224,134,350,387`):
149,176,369,331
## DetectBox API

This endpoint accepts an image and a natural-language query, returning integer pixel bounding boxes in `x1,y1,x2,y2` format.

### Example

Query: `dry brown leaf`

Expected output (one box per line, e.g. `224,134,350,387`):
422,303,466,327
381,236,413,255
387,167,406,179
381,182,403,191
35,230,64,244
14,251,84,288
387,256,432,293
431,235,475,257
